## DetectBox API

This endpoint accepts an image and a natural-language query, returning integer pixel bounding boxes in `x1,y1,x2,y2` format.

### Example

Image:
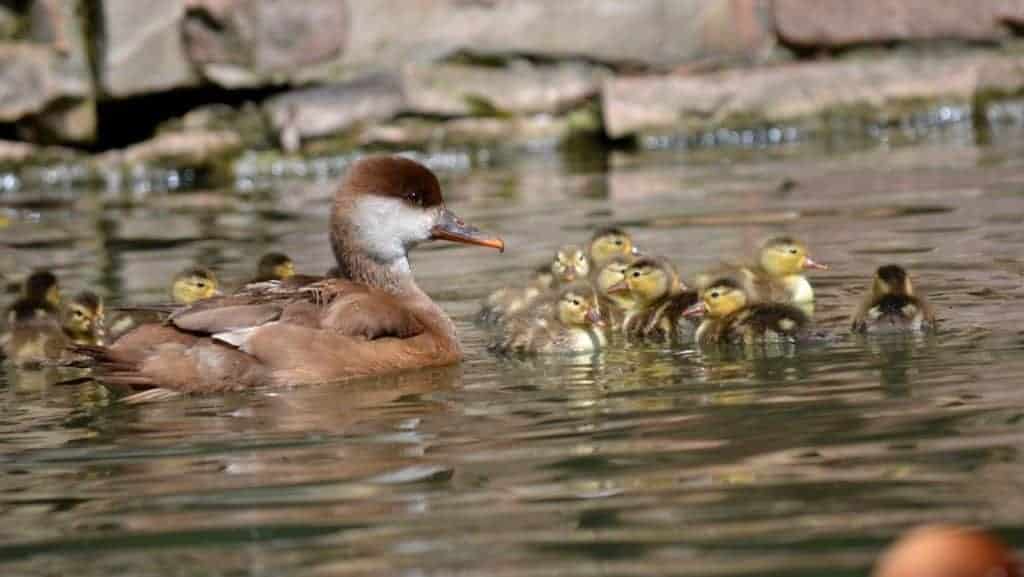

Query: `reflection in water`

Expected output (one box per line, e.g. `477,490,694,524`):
1,140,1024,576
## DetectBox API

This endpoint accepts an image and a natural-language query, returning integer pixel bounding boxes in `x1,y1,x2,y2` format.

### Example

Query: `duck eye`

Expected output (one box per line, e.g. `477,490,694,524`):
614,239,623,246
406,190,422,205
572,299,580,306
710,291,720,298
788,248,798,255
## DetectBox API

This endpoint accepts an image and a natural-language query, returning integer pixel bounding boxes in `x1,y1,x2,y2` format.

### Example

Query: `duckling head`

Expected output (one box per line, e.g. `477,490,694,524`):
614,257,672,305
257,252,296,281
24,270,61,307
61,291,105,344
172,267,220,305
686,278,748,320
595,257,635,303
557,284,604,328
873,264,915,297
759,237,827,277
589,228,636,267
550,245,590,284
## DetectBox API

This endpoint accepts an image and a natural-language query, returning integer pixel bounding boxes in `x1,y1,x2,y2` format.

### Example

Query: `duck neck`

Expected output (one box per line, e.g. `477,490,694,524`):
332,229,458,345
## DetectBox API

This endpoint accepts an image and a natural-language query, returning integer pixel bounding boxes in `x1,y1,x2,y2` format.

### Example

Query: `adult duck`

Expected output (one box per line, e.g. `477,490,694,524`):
79,156,504,391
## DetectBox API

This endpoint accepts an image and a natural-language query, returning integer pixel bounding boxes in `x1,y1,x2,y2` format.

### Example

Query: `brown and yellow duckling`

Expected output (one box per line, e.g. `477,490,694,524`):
851,265,935,334
592,257,637,331
5,270,61,325
251,252,296,283
696,236,827,308
588,227,638,269
479,244,590,324
2,291,105,368
607,257,698,343
492,283,606,355
108,267,222,341
683,278,810,346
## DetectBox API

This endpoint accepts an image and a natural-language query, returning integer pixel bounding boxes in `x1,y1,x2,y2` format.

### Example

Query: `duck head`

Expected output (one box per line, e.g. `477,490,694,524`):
683,278,748,320
557,283,604,328
24,270,60,307
759,237,827,277
61,291,105,344
589,228,637,268
172,267,221,305
872,264,915,298
550,245,590,284
595,257,635,303
609,257,676,305
257,252,296,281
332,156,503,277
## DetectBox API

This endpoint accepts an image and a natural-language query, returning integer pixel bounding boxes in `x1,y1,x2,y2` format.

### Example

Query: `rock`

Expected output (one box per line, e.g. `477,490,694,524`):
183,0,348,88
401,62,605,116
99,129,242,166
0,139,76,166
775,0,1024,47
0,140,42,165
0,44,88,122
601,54,1024,139
97,0,199,97
24,0,96,143
264,75,404,150
342,0,772,71
357,114,576,149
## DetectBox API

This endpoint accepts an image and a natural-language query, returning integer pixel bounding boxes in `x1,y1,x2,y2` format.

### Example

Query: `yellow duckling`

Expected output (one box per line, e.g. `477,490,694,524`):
108,267,222,341
683,278,810,346
479,244,590,324
492,283,606,355
696,236,827,306
607,257,698,342
171,266,220,304
588,227,638,269
5,270,61,325
592,257,637,331
251,252,296,283
2,291,105,368
851,265,935,334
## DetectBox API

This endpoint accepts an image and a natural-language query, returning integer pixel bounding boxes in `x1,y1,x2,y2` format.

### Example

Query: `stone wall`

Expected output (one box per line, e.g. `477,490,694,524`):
2,0,1024,166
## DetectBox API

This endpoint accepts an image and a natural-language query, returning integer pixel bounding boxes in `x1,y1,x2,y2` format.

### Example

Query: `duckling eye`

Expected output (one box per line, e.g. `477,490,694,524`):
614,239,623,246
788,248,798,255
632,271,641,278
405,190,422,205
710,291,720,299
572,299,581,306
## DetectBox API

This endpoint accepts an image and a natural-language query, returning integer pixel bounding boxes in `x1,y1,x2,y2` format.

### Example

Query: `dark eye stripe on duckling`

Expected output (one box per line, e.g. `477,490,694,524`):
346,156,444,208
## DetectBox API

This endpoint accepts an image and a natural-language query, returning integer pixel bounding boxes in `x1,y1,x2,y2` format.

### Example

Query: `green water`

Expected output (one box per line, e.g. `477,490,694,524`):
1,127,1023,575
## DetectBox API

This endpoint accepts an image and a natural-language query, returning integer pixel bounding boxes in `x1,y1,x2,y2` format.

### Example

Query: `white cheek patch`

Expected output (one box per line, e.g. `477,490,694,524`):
351,197,436,262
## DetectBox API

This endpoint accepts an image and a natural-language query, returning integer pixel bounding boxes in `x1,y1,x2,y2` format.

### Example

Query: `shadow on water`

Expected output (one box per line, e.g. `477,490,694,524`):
0,131,1024,575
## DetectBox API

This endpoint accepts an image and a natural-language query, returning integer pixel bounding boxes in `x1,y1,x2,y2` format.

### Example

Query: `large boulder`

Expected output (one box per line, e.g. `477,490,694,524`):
0,44,89,121
341,0,772,71
183,0,349,88
602,54,1024,139
263,74,404,150
775,0,1024,47
401,62,605,116
23,0,96,143
97,0,199,97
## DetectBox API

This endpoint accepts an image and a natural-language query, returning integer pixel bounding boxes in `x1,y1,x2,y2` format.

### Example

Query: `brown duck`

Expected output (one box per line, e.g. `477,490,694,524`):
77,156,504,392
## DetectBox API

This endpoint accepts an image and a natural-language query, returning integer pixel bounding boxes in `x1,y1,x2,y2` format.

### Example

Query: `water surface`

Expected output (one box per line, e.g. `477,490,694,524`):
1,133,1023,576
